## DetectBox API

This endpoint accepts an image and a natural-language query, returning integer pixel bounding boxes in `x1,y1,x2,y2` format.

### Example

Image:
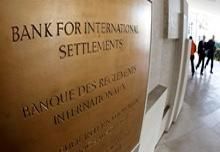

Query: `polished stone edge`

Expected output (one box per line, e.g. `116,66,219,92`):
163,105,170,118
147,85,167,112
131,144,140,152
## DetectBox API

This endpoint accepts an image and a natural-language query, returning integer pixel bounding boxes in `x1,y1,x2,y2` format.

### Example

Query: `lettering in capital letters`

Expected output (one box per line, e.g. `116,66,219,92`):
11,21,139,42
11,21,82,42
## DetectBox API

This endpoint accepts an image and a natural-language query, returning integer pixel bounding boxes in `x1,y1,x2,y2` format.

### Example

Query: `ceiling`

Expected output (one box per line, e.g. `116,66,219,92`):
188,0,220,16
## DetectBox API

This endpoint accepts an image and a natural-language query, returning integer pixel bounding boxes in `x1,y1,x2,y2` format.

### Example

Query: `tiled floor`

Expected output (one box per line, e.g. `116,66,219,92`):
155,59,220,152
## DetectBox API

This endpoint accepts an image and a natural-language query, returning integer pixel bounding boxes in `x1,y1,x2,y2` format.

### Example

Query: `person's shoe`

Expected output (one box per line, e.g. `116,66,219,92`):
196,66,198,70
210,71,213,74
200,73,203,76
192,72,195,77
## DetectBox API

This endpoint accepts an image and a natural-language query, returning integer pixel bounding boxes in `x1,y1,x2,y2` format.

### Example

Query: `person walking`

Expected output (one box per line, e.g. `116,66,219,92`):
196,35,206,75
190,36,196,76
205,35,216,74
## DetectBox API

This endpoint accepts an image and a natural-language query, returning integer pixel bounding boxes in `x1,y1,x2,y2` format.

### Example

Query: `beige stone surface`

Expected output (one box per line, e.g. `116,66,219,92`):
157,60,220,152
139,86,167,152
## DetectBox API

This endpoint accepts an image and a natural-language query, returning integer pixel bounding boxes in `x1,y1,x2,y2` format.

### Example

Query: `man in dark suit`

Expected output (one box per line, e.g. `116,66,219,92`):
205,35,216,74
196,35,206,75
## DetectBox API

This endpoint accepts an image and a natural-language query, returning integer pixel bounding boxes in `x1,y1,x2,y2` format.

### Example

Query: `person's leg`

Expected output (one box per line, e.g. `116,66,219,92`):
190,55,195,75
201,56,205,75
210,55,214,73
205,57,210,68
196,55,202,69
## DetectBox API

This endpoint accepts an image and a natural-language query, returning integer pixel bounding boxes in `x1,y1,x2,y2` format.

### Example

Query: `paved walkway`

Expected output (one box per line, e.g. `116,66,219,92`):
156,59,220,152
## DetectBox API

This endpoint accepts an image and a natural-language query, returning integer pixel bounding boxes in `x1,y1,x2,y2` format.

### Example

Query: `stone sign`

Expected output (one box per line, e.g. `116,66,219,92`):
0,0,151,151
